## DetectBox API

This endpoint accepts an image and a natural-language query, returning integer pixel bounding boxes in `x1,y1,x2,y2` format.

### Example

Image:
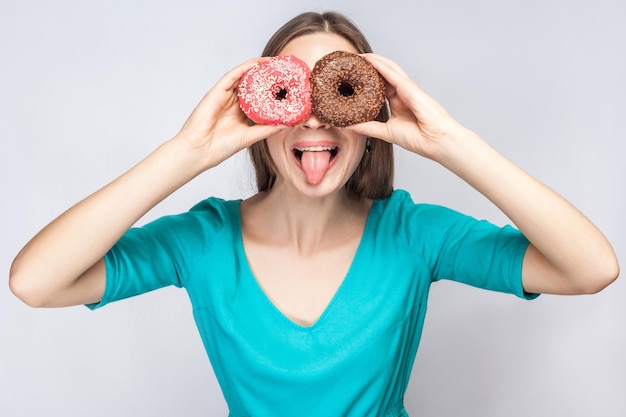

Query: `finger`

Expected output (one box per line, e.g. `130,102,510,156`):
384,83,409,115
364,53,442,117
361,53,413,89
241,124,290,147
362,55,423,109
215,57,267,93
345,121,392,143
189,58,267,125
363,54,429,97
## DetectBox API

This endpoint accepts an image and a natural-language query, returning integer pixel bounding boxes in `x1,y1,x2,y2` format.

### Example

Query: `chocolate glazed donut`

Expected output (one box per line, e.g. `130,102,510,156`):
310,51,386,127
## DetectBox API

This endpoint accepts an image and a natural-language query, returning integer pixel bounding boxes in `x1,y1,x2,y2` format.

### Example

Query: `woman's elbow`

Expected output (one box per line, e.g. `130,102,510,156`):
575,255,620,295
9,257,49,308
9,278,44,308
554,238,620,294
10,254,105,308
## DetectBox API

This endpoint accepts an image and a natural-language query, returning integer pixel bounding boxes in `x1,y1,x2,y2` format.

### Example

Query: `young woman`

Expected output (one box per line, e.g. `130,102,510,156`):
9,11,619,417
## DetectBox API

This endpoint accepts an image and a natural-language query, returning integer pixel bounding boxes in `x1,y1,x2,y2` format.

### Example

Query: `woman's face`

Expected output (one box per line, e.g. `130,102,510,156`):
265,32,368,199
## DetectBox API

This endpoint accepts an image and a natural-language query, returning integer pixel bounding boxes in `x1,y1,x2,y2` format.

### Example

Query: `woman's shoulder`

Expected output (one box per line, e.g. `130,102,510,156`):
189,196,240,217
374,189,485,250
377,189,462,220
177,196,240,232
137,196,241,241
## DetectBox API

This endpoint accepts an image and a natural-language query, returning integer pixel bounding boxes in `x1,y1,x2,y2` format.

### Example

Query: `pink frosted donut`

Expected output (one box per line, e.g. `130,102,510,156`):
237,55,312,125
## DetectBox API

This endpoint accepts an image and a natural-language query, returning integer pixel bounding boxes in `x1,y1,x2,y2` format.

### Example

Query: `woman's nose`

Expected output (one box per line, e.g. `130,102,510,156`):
301,113,331,129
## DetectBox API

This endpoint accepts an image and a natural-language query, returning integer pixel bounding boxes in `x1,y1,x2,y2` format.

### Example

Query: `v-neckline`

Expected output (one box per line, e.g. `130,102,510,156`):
232,199,378,330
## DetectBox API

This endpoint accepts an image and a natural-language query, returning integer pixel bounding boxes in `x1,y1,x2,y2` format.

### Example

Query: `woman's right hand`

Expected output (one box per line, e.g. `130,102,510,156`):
176,58,287,171
9,58,285,308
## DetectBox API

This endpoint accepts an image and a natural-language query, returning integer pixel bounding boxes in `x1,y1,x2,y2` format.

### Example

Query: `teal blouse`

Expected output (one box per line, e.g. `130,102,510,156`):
88,190,536,416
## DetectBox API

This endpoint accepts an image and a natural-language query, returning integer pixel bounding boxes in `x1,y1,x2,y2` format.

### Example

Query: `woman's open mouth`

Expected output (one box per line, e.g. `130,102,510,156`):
291,145,340,185
292,146,339,163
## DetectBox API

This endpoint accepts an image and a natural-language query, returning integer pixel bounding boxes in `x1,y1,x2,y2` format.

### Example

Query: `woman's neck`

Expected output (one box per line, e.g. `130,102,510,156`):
241,185,371,256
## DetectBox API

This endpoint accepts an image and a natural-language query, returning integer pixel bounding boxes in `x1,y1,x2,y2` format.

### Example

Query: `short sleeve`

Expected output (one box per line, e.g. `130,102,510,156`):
86,198,228,309
393,190,538,300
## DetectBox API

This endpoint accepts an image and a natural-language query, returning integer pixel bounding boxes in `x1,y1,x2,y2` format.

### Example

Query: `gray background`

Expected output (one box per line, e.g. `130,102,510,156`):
2,0,624,416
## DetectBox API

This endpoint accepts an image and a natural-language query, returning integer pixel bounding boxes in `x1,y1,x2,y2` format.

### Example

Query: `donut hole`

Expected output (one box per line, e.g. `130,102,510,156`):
338,82,355,98
274,87,288,100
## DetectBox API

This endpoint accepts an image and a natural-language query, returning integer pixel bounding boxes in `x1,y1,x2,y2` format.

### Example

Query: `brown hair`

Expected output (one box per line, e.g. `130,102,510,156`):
248,11,394,199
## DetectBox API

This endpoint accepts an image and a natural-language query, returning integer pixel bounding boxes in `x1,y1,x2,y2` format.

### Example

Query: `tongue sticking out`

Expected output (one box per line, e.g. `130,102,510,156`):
300,150,332,185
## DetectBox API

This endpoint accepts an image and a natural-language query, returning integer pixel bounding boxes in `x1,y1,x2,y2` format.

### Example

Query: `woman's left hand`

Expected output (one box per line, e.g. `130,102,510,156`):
350,53,619,296
347,53,466,162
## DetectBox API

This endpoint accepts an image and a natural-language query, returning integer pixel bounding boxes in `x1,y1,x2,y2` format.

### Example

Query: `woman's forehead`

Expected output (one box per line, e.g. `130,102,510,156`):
279,32,358,70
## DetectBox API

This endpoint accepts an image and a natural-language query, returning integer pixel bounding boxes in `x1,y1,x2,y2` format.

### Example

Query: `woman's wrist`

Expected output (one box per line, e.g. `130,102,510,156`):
167,131,218,178
430,124,483,169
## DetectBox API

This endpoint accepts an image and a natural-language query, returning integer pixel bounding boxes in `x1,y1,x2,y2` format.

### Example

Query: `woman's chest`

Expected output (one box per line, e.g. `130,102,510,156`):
185,230,432,337
187,243,431,403
242,238,361,327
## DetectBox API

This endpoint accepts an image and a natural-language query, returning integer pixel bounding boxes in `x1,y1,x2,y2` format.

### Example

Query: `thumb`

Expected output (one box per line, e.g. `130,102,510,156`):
345,121,391,143
241,124,289,147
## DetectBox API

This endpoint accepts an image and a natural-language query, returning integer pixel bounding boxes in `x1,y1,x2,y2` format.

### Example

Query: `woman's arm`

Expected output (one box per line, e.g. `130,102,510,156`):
351,54,619,295
438,129,618,294
9,58,285,308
